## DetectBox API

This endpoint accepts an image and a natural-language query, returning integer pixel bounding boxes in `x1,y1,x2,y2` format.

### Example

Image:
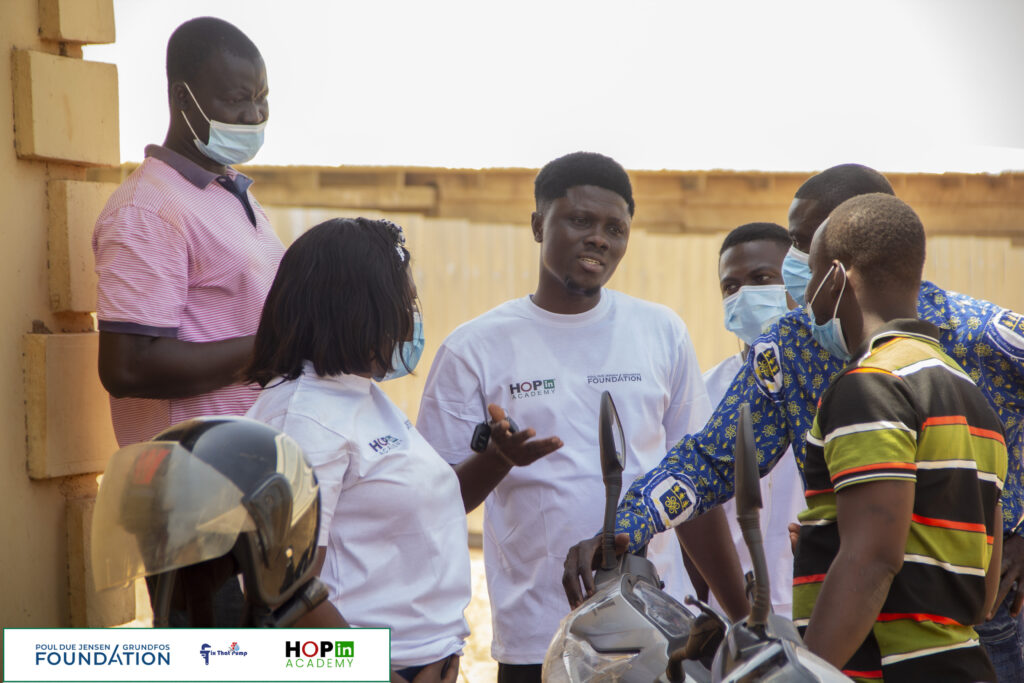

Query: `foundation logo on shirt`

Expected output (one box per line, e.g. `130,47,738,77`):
509,378,556,400
752,340,783,397
587,372,642,385
368,435,401,455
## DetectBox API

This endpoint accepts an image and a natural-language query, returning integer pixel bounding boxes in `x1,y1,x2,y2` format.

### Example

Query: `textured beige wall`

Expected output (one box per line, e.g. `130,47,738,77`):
1,0,125,635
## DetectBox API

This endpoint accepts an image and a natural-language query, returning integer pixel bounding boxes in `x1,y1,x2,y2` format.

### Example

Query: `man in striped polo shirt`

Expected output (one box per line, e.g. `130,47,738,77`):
94,18,283,447
795,193,1005,680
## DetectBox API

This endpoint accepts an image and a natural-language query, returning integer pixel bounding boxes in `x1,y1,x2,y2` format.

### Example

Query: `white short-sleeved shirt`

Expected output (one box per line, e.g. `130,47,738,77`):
416,290,711,663
246,365,471,667
703,353,805,618
94,145,284,445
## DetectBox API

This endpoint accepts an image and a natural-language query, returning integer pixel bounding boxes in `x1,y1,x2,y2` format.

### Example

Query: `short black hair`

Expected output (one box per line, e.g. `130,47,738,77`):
245,217,416,387
534,152,635,216
719,222,790,256
166,17,261,87
795,164,895,216
822,193,925,292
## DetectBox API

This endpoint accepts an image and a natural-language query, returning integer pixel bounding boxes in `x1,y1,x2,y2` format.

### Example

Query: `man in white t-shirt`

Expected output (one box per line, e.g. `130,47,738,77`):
417,152,746,683
701,222,805,619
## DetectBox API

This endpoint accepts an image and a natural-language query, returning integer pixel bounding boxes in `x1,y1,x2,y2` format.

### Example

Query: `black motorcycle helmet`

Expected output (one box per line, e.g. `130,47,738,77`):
92,417,324,626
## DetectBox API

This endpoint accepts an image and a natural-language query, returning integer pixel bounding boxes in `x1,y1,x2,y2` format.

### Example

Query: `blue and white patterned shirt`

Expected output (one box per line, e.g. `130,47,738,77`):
617,281,1024,550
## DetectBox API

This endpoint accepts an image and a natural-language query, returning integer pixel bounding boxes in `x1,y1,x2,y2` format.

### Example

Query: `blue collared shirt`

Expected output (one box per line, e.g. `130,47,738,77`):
617,281,1024,550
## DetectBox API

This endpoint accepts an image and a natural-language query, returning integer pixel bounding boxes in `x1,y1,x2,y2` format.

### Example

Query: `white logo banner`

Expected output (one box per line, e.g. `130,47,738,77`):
3,628,390,682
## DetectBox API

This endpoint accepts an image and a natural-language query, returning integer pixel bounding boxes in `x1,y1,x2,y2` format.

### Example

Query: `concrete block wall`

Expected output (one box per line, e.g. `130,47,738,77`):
12,50,119,165
2,0,127,634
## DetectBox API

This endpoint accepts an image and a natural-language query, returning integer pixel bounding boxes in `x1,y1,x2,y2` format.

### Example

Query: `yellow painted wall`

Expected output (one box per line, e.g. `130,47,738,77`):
1,0,125,636
1,1,78,629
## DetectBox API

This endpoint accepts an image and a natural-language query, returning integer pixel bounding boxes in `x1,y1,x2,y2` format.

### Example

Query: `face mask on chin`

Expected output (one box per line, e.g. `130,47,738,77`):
722,284,789,345
806,262,852,361
180,82,266,166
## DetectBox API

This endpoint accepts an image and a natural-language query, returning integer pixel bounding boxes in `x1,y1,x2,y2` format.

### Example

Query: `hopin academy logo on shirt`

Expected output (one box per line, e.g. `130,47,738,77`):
368,435,401,455
509,378,556,400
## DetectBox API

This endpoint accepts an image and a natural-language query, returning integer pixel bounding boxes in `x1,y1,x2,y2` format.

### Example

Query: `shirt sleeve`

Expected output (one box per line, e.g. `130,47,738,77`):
815,369,919,493
278,412,353,547
981,308,1024,535
416,342,483,465
93,205,189,335
616,331,796,552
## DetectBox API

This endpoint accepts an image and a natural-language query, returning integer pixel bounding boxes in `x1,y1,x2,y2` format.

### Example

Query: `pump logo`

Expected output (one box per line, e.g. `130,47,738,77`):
198,641,248,665
285,640,356,669
509,378,556,400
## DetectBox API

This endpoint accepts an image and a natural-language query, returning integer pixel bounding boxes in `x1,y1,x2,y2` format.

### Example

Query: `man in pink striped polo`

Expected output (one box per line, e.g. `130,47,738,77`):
94,17,284,447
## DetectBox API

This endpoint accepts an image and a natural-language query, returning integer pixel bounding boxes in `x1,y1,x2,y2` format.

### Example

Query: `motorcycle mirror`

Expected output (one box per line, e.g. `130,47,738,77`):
599,391,625,571
734,403,761,515
734,402,771,628
599,391,626,477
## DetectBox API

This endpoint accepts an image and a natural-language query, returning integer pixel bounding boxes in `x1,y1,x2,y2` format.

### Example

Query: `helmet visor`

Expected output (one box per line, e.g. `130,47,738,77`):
91,442,255,591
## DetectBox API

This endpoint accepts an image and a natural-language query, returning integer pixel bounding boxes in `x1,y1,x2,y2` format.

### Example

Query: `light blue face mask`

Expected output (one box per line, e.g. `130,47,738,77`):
806,263,851,361
377,313,424,381
723,284,789,345
181,83,266,166
782,245,812,307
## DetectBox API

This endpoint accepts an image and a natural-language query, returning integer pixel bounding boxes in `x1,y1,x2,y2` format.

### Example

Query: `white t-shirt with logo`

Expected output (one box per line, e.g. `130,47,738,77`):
246,364,471,667
703,353,805,618
417,290,711,664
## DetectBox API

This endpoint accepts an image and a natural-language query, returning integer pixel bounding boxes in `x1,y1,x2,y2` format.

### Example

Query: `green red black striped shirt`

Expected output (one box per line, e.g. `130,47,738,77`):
794,319,1006,682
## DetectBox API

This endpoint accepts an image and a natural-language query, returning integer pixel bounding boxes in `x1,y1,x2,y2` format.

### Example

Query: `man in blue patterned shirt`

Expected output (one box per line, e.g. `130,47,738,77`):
563,164,1024,680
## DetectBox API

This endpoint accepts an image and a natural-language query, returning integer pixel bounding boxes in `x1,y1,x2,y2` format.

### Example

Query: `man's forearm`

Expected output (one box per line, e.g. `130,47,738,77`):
675,507,749,621
803,550,897,669
99,332,255,399
453,450,513,512
616,346,798,552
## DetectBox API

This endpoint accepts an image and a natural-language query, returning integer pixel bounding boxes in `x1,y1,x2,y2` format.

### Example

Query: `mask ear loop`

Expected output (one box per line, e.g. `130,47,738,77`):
830,262,848,319
808,264,836,309
178,82,211,141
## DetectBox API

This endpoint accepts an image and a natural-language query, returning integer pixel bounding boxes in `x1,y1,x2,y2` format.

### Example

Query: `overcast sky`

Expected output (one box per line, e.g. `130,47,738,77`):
84,0,1024,173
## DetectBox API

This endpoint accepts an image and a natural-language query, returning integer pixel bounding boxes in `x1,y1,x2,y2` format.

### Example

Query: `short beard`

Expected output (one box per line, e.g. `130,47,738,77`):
564,276,601,298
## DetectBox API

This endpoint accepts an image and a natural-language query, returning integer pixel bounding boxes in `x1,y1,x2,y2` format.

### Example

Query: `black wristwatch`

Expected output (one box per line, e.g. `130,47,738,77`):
470,414,520,453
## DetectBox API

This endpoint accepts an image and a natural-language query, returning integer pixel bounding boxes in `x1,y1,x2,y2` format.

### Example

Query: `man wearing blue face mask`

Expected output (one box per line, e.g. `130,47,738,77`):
93,17,283,449
564,163,1024,681
697,222,805,619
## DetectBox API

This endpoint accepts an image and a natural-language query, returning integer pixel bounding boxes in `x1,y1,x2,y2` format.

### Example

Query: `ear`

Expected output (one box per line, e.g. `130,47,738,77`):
844,265,866,300
828,260,848,299
170,82,190,111
530,211,543,243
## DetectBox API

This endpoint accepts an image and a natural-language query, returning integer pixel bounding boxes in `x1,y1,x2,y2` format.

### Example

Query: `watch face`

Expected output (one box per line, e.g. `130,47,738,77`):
470,422,492,453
